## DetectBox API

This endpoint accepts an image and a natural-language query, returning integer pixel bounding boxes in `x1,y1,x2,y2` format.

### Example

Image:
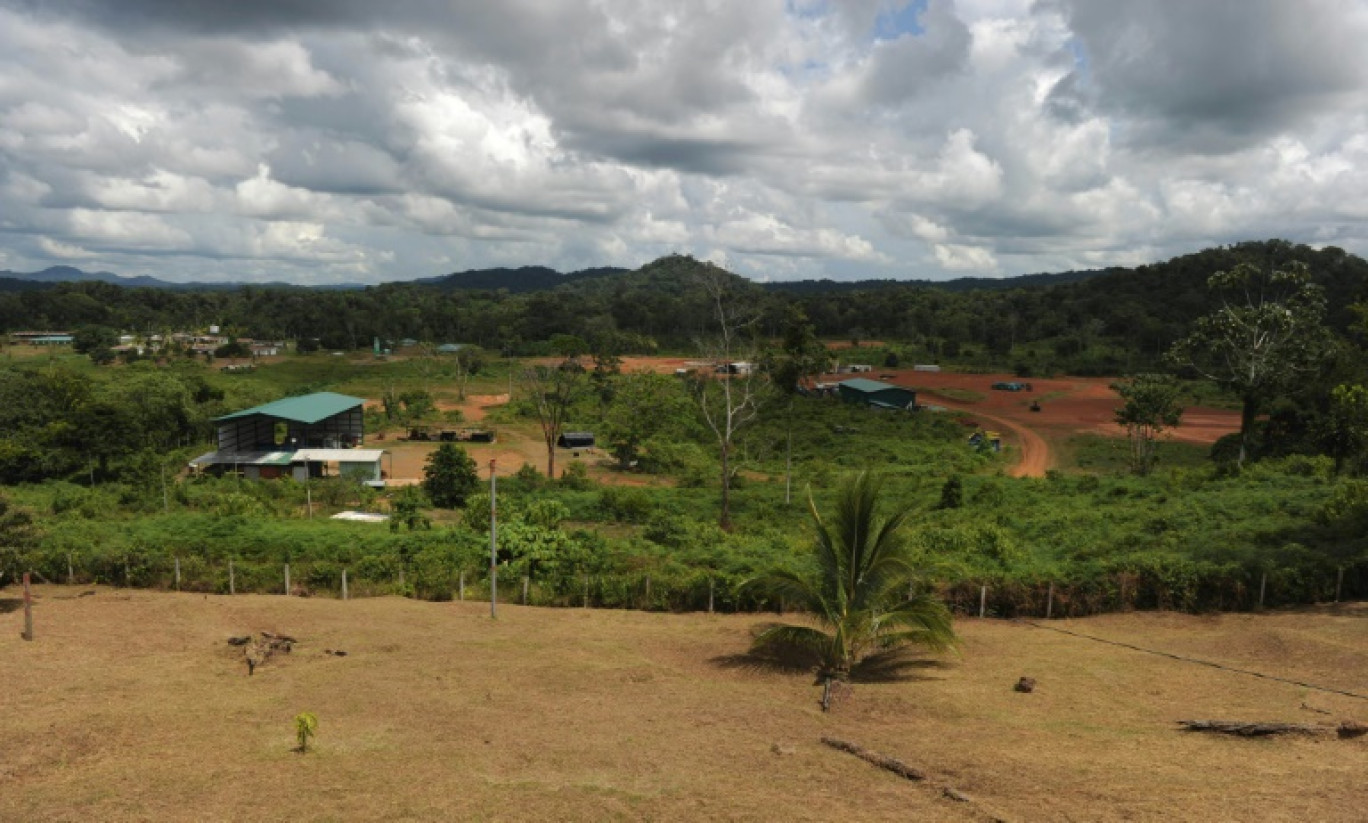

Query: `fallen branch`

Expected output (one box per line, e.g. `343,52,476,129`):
1177,720,1326,737
820,736,925,781
820,736,1010,822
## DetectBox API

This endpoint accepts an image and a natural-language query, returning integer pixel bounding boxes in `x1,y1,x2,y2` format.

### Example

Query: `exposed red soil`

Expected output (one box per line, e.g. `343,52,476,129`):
432,393,508,422
383,360,1239,482
854,370,1240,477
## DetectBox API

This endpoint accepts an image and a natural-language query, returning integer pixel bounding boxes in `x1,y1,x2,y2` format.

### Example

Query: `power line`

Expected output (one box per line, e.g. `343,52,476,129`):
1015,618,1368,702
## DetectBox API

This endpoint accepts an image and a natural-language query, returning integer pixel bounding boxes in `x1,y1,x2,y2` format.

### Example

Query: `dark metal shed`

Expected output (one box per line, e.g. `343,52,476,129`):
836,378,918,410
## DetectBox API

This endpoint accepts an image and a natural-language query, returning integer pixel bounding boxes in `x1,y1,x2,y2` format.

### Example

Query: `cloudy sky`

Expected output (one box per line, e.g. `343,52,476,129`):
1,0,1366,284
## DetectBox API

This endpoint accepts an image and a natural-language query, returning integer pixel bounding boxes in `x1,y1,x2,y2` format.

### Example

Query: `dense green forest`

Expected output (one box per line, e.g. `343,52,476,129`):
3,239,1368,614
4,239,1366,372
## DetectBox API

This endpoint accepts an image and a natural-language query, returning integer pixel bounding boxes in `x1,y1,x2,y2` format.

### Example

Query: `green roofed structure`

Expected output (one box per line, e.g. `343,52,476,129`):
836,378,918,411
190,392,387,484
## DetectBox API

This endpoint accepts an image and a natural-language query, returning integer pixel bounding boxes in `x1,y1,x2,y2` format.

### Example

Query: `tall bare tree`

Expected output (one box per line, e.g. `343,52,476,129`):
521,362,586,479
691,267,765,529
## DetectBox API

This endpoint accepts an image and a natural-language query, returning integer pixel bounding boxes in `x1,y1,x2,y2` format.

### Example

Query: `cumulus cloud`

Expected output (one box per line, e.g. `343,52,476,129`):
0,0,1366,284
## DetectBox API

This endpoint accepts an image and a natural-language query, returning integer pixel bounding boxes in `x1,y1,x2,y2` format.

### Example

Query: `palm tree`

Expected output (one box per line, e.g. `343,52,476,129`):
751,472,957,709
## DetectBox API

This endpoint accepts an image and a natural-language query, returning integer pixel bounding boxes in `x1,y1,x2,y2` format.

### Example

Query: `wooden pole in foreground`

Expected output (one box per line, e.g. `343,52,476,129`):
342,568,349,601
228,559,235,595
522,576,529,606
1259,573,1267,608
174,557,181,591
459,570,465,601
67,553,74,586
979,585,987,619
489,459,498,619
583,573,590,608
708,578,715,614
21,572,33,641
1046,582,1054,619
284,563,291,595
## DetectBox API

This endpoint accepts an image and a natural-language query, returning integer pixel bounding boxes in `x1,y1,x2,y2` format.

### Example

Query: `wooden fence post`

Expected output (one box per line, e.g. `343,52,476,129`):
1046,582,1055,619
285,563,291,596
979,585,987,619
21,572,33,641
228,559,235,595
341,568,349,601
459,570,465,601
1259,572,1267,608
644,575,651,610
708,577,715,614
583,573,590,609
522,576,529,606
67,553,74,586
174,557,181,592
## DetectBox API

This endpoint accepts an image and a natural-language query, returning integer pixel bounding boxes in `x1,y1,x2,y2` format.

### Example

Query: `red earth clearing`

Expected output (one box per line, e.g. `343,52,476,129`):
848,370,1240,477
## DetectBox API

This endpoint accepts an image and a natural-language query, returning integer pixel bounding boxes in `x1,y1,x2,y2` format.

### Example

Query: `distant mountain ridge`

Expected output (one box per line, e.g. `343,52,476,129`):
0,262,1108,294
759,269,1107,293
0,266,368,291
0,265,178,288
418,265,632,292
421,264,1105,293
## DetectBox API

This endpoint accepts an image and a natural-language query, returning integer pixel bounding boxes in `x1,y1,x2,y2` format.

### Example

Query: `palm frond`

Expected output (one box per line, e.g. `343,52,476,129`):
750,622,835,657
751,471,958,683
744,567,828,618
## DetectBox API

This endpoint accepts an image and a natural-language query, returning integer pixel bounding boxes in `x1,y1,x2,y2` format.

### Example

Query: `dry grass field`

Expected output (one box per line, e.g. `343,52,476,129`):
3,588,1366,822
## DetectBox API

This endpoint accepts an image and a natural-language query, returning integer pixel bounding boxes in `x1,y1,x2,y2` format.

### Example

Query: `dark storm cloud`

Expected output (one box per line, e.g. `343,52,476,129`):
861,0,972,105
562,133,761,176
2,0,1368,284
23,0,767,172
1049,0,1368,151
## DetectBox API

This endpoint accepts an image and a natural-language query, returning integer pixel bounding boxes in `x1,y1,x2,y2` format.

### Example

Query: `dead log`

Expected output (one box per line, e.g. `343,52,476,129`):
820,736,925,781
1177,720,1326,737
1338,721,1368,739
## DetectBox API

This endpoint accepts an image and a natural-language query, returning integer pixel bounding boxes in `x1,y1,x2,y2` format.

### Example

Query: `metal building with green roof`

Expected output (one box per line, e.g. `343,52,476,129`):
212,392,366,451
836,378,918,411
190,392,385,484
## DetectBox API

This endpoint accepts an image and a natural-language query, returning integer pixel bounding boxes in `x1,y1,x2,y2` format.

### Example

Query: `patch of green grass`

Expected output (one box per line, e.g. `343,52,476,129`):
1065,434,1210,474
922,387,986,403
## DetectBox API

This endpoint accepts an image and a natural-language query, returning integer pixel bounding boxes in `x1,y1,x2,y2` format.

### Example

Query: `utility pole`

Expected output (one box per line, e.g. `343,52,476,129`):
489,458,498,619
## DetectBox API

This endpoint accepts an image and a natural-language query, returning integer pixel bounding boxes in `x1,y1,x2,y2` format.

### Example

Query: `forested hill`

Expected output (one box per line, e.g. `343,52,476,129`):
761,268,1107,294
1,240,1365,377
419,265,631,292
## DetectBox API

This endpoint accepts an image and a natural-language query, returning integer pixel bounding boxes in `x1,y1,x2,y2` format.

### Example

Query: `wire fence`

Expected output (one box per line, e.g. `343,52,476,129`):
16,549,1365,617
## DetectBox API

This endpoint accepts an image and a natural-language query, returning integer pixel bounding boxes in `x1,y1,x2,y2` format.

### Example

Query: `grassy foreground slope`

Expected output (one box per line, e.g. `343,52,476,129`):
3,588,1365,822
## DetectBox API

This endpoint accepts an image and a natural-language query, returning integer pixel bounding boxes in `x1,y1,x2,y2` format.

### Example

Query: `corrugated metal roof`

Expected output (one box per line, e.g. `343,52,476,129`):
188,450,296,467
294,449,385,462
214,392,365,424
190,448,385,467
838,378,897,393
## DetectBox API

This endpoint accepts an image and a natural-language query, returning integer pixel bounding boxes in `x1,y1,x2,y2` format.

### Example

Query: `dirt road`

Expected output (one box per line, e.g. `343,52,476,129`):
835,369,1240,477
